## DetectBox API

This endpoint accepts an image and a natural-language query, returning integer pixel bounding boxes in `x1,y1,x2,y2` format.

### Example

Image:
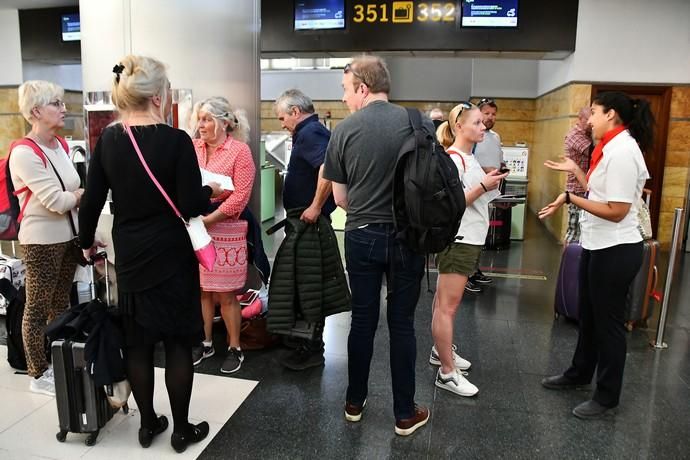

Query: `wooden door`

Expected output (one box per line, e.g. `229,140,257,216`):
591,85,672,238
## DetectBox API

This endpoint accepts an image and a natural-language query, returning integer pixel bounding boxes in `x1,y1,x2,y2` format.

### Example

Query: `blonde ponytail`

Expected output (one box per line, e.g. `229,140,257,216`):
230,109,250,143
436,121,454,150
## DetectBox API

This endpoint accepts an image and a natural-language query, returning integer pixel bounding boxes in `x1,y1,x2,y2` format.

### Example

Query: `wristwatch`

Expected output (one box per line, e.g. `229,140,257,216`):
564,191,571,204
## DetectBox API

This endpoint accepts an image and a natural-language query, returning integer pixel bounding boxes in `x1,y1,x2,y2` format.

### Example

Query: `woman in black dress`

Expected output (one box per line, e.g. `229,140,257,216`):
79,55,222,453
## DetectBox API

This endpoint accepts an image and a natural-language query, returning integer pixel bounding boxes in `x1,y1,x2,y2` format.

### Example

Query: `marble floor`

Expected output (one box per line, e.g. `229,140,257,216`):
0,346,257,459
2,212,689,459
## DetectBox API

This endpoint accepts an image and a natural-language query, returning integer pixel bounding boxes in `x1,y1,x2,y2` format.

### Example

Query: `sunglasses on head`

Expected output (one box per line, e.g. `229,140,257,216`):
477,97,495,108
453,101,473,124
344,63,369,88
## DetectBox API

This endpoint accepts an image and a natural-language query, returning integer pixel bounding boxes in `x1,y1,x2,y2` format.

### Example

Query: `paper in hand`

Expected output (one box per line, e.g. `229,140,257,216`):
200,168,234,191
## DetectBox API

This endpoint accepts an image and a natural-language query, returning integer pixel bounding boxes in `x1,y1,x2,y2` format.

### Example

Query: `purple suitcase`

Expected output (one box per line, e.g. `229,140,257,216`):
554,243,583,321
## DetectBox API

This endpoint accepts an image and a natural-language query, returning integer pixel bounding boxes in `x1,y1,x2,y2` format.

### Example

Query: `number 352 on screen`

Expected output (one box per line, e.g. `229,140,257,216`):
353,2,457,24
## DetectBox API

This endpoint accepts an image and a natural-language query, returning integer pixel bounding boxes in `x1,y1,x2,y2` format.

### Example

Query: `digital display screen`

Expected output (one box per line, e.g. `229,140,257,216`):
461,0,518,28
61,13,80,41
294,0,345,30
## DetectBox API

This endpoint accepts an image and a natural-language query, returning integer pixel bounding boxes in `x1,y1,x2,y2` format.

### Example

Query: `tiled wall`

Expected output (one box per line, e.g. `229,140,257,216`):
261,98,535,146
528,84,592,241
0,88,26,155
658,86,690,247
0,88,84,158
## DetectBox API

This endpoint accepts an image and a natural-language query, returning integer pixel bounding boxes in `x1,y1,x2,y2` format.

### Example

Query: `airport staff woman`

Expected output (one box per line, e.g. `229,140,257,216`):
539,91,654,419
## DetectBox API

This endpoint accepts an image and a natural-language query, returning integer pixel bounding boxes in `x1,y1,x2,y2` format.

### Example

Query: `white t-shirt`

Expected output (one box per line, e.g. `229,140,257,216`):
473,130,503,170
447,148,491,246
580,130,650,250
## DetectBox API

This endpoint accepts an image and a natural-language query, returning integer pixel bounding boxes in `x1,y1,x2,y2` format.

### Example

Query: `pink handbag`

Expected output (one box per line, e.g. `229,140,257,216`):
123,124,216,270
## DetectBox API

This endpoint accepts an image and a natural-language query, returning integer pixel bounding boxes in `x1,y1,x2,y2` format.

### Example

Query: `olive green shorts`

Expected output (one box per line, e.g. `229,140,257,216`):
435,243,483,276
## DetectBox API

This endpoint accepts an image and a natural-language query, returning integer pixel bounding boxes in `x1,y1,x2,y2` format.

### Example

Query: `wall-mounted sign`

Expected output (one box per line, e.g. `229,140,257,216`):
263,0,577,55
461,0,519,28
295,0,346,30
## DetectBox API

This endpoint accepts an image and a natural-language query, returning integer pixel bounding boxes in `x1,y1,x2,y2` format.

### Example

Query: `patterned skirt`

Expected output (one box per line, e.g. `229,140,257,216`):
199,219,248,292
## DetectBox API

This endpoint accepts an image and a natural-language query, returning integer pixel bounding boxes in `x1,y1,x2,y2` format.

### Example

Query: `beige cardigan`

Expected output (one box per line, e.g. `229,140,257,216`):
9,143,80,245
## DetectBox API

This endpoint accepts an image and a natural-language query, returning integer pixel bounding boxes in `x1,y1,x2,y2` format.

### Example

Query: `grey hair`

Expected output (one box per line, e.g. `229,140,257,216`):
274,89,315,115
18,80,64,123
189,96,250,143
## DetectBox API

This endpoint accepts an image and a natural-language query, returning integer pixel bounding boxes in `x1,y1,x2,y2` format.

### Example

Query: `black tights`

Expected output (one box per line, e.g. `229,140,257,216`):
126,339,194,434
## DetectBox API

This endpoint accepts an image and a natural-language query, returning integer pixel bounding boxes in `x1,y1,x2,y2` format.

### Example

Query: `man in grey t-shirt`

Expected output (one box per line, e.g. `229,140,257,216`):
323,55,429,436
473,98,504,173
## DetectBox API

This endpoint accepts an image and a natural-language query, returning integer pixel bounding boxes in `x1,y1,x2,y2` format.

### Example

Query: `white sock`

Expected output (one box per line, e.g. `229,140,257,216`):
440,368,455,378
202,340,212,347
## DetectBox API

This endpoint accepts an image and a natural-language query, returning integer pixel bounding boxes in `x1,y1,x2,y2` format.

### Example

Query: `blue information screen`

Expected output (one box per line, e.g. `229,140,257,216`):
294,0,345,30
461,0,518,28
61,13,80,41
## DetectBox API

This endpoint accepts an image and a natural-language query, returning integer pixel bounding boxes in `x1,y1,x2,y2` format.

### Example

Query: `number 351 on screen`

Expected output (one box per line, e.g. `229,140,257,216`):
353,2,457,24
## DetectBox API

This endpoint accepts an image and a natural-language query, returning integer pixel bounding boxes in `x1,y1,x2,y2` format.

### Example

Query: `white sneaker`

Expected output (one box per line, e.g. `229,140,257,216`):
43,366,54,382
30,374,56,396
435,368,479,397
429,344,472,370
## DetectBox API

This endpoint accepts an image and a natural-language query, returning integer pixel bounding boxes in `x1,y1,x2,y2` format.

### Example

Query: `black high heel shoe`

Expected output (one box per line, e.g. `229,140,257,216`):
138,415,169,448
170,421,210,453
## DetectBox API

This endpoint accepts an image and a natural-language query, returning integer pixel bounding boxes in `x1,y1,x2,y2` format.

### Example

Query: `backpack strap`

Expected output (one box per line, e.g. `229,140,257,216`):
405,107,423,133
8,137,70,223
56,136,69,155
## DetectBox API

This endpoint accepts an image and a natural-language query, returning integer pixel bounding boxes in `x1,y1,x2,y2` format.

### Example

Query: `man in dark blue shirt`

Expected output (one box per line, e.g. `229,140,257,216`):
274,89,335,370
277,90,336,222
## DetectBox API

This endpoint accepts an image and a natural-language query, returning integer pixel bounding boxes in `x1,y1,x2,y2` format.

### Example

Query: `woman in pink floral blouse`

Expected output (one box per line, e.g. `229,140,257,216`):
190,97,255,374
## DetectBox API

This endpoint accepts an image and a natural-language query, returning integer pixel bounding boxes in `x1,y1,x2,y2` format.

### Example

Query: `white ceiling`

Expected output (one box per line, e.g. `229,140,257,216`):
0,0,77,9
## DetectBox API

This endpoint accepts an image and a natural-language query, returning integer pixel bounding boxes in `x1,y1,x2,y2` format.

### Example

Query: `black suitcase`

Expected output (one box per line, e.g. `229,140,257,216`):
485,203,512,250
52,339,120,445
52,253,126,445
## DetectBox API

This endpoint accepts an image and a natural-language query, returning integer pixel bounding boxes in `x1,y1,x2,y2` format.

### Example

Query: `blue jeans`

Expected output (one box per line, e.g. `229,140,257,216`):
344,223,425,420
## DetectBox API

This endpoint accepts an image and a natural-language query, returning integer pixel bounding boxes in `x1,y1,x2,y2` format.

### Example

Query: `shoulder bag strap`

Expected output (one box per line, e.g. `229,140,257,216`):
122,123,185,223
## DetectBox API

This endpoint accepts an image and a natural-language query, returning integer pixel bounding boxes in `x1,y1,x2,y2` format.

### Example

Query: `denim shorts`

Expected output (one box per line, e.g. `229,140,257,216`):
435,243,483,276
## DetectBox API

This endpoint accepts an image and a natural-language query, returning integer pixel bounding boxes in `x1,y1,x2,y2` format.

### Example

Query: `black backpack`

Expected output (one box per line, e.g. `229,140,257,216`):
393,108,466,254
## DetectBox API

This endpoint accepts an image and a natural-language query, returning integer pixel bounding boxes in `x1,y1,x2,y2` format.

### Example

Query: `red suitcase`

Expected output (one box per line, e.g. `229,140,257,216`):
624,239,659,330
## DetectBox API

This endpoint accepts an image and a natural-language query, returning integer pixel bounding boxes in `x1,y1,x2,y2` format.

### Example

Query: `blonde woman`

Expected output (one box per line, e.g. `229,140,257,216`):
431,102,506,397
79,56,222,453
10,80,83,395
188,97,255,374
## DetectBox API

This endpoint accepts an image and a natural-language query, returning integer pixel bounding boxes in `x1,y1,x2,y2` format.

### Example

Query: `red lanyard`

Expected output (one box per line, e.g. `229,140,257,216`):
446,147,467,171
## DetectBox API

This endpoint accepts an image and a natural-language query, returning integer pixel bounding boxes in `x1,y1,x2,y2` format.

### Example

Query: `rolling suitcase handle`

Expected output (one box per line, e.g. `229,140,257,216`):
89,250,111,306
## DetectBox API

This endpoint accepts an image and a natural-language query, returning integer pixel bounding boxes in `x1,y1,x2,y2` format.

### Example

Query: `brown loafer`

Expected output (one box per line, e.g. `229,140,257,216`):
394,404,430,436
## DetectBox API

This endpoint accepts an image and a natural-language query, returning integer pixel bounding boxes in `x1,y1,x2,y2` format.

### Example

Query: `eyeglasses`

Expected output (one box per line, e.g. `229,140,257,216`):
344,63,369,87
454,101,473,124
47,100,66,109
477,98,495,108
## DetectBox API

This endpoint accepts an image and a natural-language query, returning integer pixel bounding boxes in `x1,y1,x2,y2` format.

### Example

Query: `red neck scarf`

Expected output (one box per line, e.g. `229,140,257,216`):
586,125,627,182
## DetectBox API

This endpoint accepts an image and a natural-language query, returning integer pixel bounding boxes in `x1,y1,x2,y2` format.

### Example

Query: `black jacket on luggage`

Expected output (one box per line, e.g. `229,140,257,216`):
46,300,126,387
267,209,350,332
